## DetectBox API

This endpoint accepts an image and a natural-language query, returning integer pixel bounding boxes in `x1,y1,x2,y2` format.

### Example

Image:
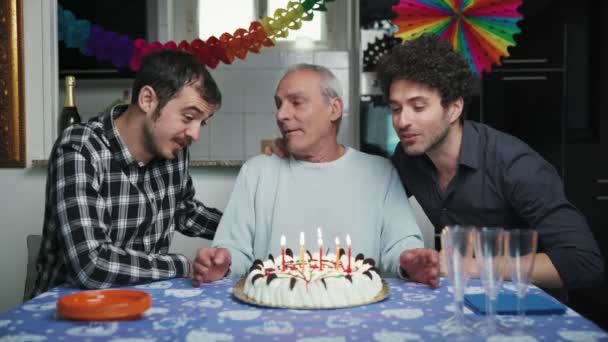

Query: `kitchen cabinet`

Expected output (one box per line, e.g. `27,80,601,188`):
481,71,565,175
475,0,608,329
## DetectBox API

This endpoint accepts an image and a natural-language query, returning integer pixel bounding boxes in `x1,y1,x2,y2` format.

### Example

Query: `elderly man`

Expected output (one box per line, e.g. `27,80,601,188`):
192,64,439,286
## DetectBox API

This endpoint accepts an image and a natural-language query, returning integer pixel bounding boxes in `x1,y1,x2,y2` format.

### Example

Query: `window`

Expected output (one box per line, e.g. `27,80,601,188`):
198,0,325,48
266,0,325,46
198,0,256,39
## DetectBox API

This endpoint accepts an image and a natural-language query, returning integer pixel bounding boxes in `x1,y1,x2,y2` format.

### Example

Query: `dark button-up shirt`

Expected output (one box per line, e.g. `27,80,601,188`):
32,108,221,297
391,120,603,291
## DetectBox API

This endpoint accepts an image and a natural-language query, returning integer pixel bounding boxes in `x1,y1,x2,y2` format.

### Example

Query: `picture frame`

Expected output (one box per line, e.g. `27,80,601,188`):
0,0,25,167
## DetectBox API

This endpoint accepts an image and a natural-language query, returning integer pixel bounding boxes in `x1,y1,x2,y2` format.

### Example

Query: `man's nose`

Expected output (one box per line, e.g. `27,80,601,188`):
186,122,201,142
393,110,412,129
276,105,290,122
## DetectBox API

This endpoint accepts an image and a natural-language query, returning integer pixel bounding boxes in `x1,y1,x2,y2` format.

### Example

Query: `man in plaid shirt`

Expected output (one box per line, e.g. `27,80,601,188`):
30,51,223,297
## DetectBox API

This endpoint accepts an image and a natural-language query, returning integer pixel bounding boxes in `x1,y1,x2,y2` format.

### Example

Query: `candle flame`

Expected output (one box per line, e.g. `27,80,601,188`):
280,235,286,246
317,227,322,239
318,238,323,246
335,236,340,245
300,231,305,245
346,234,351,246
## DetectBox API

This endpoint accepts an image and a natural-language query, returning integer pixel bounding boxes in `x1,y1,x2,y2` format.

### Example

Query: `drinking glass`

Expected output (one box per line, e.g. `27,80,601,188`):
474,227,507,336
439,225,475,337
506,229,538,331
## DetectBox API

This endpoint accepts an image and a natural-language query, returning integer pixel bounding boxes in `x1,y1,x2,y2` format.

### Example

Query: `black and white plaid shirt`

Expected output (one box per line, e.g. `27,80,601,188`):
32,107,221,297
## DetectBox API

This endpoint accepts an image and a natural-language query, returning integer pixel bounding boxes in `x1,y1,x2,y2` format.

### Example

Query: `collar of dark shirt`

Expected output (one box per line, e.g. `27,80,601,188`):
457,120,481,171
393,120,481,173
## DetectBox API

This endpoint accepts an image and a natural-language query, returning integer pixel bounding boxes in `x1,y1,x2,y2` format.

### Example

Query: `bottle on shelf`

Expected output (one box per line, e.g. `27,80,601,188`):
58,75,82,136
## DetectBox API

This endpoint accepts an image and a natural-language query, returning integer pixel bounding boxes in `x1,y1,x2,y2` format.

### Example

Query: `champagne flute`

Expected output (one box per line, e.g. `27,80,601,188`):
439,225,475,337
474,227,507,336
506,229,538,332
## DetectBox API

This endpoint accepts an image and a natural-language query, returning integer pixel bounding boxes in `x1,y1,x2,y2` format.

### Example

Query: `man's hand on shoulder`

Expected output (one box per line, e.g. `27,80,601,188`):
400,248,440,288
263,137,289,158
192,247,231,287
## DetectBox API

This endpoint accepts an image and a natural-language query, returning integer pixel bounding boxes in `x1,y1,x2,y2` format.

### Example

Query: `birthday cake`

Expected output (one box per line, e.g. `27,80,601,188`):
241,249,385,308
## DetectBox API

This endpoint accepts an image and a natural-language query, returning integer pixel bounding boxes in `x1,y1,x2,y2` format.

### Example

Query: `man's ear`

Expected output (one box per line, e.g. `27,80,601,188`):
137,85,158,114
329,97,343,123
448,97,464,124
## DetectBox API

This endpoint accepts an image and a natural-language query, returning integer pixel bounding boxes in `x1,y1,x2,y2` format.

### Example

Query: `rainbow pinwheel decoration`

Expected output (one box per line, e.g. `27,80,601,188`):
391,0,523,77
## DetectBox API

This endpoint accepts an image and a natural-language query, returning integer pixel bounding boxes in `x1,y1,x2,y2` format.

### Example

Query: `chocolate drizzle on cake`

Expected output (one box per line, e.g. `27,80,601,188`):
345,274,353,283
355,253,365,262
369,266,380,275
339,248,346,256
251,274,263,285
268,254,275,264
267,273,278,285
321,278,327,289
285,248,294,258
289,277,297,290
249,264,263,273
250,260,264,272
363,258,376,267
362,270,373,280
306,250,313,261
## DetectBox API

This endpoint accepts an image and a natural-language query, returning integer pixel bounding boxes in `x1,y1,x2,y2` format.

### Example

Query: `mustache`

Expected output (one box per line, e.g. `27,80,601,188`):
174,137,192,147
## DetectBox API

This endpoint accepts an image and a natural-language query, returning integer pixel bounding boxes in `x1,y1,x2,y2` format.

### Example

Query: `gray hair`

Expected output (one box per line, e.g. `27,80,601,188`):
283,63,343,101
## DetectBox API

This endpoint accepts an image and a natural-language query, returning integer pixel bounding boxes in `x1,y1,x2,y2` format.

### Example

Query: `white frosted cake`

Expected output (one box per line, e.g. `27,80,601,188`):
242,249,384,308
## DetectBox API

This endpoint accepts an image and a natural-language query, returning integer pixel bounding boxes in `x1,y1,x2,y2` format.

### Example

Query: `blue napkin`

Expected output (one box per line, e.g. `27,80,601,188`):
464,292,566,315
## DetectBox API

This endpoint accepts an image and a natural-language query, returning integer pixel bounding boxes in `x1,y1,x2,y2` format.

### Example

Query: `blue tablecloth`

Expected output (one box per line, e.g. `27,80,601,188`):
1,278,606,341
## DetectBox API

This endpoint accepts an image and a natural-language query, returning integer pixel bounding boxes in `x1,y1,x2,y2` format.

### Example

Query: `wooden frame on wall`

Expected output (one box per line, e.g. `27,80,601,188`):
0,0,25,167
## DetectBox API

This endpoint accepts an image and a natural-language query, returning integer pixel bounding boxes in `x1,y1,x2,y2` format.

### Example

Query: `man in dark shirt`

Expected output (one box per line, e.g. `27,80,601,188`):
376,34,603,292
32,51,223,297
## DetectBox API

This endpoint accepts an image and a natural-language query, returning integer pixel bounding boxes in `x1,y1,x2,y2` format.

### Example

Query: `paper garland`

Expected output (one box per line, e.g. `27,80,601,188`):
58,0,335,71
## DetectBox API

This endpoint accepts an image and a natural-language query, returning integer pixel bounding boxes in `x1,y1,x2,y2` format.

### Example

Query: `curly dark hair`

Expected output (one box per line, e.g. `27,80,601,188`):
376,34,474,118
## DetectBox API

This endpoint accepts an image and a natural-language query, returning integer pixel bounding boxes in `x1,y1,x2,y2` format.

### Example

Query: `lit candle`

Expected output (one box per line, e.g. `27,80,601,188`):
317,227,323,271
299,232,305,270
335,237,341,271
346,234,352,273
280,235,286,271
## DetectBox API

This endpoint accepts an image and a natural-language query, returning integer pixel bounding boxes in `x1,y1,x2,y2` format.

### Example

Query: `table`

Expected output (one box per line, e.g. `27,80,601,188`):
1,278,606,341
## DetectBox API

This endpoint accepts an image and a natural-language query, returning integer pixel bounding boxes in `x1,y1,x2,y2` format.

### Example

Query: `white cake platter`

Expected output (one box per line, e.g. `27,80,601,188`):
232,277,390,309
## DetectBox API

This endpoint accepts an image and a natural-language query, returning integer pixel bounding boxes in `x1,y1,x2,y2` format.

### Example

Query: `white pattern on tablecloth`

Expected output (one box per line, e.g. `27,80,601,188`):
163,289,203,298
372,330,422,342
218,310,262,321
0,332,47,342
326,315,363,328
558,330,608,342
185,329,234,342
244,321,294,335
380,309,424,320
66,322,118,337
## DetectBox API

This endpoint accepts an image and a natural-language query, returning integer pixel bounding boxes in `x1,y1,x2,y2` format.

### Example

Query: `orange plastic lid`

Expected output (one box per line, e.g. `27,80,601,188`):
57,289,152,321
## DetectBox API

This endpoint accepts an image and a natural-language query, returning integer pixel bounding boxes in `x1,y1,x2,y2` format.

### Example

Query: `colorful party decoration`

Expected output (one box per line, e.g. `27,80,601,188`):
362,34,402,72
58,0,335,71
391,0,523,77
